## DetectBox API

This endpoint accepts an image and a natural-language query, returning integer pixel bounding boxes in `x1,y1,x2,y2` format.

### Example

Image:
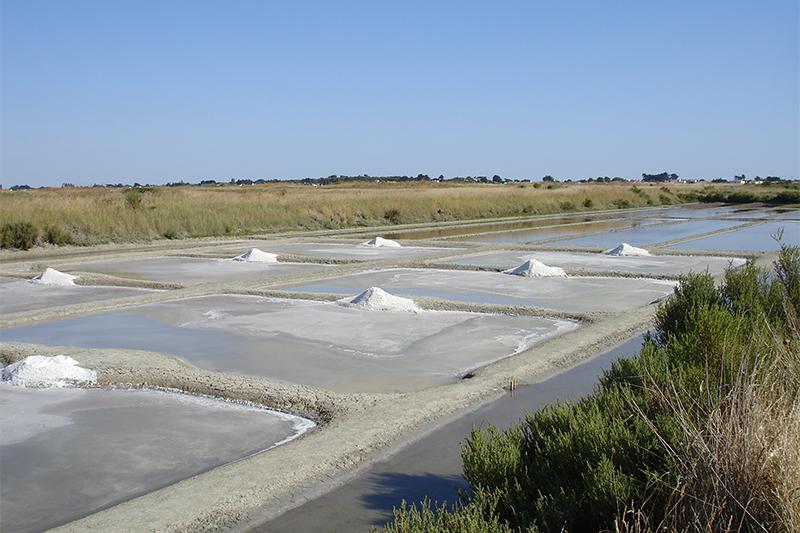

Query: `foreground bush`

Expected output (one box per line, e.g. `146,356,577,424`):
379,247,800,532
0,221,37,249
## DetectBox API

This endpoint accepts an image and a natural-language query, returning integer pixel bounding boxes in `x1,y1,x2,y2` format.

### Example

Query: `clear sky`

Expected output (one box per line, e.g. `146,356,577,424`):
1,0,798,187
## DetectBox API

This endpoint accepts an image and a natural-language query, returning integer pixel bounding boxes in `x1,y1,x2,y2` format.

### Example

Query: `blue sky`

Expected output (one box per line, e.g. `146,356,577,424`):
2,1,798,186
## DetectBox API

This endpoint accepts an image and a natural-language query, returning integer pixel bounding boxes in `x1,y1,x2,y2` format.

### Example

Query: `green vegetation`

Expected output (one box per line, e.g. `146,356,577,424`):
378,247,800,532
0,182,693,249
0,221,37,250
0,181,788,250
696,181,800,205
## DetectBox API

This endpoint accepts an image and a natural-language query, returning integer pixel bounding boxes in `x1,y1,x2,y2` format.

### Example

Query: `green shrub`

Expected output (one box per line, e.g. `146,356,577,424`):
377,494,513,533
124,188,143,209
381,248,800,532
384,208,402,225
0,221,38,249
612,198,632,209
161,229,179,239
558,201,576,211
583,198,594,208
43,225,75,246
768,190,800,204
658,193,672,205
653,272,723,344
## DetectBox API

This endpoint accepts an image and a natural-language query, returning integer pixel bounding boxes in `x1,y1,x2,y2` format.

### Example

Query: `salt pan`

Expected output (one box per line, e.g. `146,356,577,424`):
232,248,279,263
504,259,567,277
30,268,77,286
361,237,402,248
603,243,651,257
2,355,97,388
338,287,421,313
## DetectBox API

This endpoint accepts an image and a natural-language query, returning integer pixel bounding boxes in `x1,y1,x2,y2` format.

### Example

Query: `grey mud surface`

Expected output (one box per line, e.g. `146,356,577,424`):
0,277,159,315
0,203,774,533
2,294,578,393
0,384,311,533
195,240,463,261
444,250,746,277
57,256,330,284
283,268,677,314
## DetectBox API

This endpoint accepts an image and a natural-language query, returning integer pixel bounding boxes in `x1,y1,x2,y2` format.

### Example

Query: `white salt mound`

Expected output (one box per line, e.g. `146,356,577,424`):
2,355,97,388
504,259,567,278
603,243,651,257
361,237,402,248
232,248,279,263
338,287,421,313
30,268,77,286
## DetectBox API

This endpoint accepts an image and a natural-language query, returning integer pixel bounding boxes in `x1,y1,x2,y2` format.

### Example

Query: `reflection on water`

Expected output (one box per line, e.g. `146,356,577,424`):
669,221,800,252
452,218,664,244
384,216,606,240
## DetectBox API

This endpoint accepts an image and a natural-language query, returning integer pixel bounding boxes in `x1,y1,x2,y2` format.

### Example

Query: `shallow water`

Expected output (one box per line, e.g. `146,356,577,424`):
285,268,676,313
0,385,309,533
263,335,645,533
550,219,745,248
200,241,459,261
0,278,157,315
668,221,800,252
383,215,612,240
453,218,665,244
1,295,575,393
446,250,745,276
60,257,328,284
647,206,743,219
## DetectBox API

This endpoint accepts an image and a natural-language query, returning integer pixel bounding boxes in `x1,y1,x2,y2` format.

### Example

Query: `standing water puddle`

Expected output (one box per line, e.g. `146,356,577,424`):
667,221,800,252
0,385,312,533
550,219,745,248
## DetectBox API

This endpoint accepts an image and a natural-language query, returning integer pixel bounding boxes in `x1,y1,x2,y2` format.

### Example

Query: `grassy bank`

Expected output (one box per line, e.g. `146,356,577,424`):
0,181,775,250
378,247,800,532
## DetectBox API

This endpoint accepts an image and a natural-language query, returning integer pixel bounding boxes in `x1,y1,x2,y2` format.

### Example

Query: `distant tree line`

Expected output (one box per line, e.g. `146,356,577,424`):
2,173,795,190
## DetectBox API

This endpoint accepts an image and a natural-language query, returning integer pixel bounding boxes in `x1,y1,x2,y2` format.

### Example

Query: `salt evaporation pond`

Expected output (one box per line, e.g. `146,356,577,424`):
647,205,744,219
667,221,800,252
284,269,676,313
1,295,576,393
722,207,795,220
550,219,745,248
446,250,745,277
0,384,311,533
381,215,618,240
201,241,460,261
453,218,667,244
58,256,328,284
0,277,158,315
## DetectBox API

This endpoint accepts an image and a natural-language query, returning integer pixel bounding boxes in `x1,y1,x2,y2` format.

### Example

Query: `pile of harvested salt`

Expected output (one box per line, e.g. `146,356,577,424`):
361,237,402,248
338,287,421,313
232,248,279,263
603,243,651,257
504,259,567,278
30,268,77,286
2,355,97,388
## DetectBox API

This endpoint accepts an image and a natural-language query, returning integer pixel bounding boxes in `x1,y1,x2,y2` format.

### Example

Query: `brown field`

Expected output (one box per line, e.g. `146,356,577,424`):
0,181,772,247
